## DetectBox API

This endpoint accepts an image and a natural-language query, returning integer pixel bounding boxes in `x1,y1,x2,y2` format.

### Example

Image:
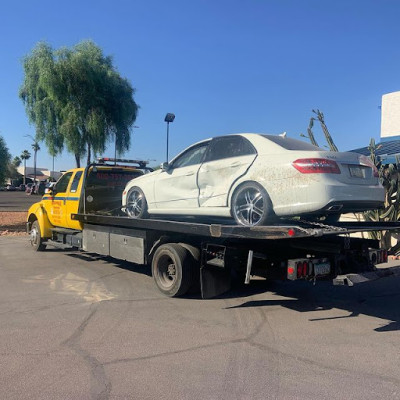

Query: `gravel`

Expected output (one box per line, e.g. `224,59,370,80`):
0,212,28,236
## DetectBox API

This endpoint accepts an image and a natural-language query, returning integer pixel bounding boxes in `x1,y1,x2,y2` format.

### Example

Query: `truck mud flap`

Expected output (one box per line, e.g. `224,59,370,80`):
200,265,231,299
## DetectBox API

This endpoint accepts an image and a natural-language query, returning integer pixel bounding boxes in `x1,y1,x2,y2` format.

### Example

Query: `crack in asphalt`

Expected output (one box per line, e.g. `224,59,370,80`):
101,304,400,389
61,304,111,400
0,300,90,316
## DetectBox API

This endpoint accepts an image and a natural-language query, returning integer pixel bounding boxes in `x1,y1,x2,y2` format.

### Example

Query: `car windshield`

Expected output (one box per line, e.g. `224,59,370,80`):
260,135,323,151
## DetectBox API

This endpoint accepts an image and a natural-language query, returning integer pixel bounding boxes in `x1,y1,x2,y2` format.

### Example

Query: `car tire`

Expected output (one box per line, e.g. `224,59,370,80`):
125,187,149,219
151,243,194,297
30,220,47,251
231,182,274,226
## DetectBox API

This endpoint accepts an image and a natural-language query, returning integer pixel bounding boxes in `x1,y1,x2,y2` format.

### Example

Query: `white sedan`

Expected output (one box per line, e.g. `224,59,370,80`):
122,133,384,226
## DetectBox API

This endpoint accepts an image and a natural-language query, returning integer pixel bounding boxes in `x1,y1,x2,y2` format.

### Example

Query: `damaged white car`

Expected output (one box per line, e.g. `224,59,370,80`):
122,133,384,226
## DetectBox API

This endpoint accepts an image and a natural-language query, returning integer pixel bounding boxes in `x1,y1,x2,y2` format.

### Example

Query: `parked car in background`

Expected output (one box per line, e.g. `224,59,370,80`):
122,133,385,226
6,184,16,191
19,184,26,192
25,183,33,193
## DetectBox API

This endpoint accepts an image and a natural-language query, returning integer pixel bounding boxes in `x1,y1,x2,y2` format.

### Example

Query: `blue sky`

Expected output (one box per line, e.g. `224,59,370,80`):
1,0,400,171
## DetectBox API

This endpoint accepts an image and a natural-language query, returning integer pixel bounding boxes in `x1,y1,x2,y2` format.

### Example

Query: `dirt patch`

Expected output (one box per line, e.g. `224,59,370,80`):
0,212,28,236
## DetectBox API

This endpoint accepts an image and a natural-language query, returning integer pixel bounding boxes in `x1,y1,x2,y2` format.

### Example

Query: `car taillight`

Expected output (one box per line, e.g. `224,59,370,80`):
292,158,341,174
359,155,379,177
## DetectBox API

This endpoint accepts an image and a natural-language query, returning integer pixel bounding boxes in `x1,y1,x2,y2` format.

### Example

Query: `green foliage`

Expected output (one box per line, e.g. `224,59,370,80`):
0,136,11,185
12,156,22,167
21,150,31,162
362,139,400,250
20,40,138,167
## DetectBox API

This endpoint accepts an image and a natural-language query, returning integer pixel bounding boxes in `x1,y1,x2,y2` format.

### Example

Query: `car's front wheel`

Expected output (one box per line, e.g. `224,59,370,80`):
125,187,148,219
231,182,274,226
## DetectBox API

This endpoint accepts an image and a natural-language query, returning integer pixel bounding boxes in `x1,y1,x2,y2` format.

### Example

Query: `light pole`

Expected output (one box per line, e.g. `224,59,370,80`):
164,113,175,162
24,134,40,192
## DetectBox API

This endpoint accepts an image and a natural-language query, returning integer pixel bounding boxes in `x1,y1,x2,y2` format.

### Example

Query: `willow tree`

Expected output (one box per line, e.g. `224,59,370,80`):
20,40,138,167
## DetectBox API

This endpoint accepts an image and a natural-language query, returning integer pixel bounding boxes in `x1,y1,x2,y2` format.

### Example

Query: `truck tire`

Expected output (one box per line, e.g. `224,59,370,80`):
30,220,47,251
151,243,194,297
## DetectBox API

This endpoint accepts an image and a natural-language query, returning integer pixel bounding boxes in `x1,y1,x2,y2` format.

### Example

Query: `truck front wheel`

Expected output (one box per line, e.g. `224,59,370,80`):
30,220,47,251
151,243,194,297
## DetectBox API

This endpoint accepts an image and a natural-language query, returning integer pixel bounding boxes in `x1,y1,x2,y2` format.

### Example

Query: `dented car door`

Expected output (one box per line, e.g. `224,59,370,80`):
154,141,209,209
197,136,257,207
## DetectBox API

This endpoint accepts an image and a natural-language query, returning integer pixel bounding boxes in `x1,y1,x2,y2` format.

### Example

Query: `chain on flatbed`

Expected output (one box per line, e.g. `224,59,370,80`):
295,218,348,232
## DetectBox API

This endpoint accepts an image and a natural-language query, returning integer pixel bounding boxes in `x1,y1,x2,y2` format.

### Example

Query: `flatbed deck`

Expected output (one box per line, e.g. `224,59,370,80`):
72,213,400,240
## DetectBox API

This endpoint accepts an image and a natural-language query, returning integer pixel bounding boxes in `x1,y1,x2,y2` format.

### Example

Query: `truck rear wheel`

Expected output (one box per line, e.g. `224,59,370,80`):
30,220,47,251
151,243,194,297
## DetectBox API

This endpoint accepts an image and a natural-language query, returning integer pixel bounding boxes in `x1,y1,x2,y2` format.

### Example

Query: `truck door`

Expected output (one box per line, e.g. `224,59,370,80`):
44,171,74,228
64,170,83,229
197,136,257,207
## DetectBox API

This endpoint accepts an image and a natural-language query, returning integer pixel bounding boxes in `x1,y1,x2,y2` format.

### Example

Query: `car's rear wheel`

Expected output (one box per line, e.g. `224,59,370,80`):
231,182,274,226
125,187,148,219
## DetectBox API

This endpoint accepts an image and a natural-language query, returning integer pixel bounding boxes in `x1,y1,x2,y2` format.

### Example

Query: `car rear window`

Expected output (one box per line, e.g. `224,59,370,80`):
260,135,323,151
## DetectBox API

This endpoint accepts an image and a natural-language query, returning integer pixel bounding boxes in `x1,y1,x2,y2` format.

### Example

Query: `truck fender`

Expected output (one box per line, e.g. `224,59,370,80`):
178,243,200,262
27,205,53,238
148,236,170,263
148,238,200,264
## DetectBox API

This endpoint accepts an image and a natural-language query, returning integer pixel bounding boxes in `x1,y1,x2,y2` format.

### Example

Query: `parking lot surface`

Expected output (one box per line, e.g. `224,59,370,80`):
0,191,40,211
0,236,399,399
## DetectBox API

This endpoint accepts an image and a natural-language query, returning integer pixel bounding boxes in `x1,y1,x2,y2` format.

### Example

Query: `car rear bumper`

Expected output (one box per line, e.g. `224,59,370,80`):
271,182,384,217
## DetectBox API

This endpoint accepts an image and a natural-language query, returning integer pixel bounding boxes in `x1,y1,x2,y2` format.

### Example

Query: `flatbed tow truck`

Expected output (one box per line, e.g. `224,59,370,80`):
27,159,400,298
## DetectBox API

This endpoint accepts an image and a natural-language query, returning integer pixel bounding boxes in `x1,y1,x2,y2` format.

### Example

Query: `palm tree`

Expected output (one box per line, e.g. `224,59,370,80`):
20,150,31,185
31,142,40,190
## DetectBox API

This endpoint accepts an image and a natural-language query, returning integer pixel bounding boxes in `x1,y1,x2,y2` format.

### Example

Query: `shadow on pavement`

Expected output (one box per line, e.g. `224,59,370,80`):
225,278,400,332
63,248,400,332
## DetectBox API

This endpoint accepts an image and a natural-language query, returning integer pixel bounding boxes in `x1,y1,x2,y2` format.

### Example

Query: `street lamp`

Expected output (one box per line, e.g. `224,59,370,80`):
164,113,175,162
24,134,40,192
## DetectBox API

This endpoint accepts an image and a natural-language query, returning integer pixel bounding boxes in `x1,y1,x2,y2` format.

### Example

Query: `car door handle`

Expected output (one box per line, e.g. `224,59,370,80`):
230,162,241,167
185,172,195,176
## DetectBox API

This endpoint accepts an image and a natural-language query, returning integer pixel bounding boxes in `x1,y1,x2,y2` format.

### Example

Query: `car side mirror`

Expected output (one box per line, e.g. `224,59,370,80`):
44,188,53,195
160,162,170,171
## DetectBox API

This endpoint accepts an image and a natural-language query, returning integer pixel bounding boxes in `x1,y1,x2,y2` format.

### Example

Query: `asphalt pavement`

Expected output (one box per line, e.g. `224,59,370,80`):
0,191,41,211
0,236,399,400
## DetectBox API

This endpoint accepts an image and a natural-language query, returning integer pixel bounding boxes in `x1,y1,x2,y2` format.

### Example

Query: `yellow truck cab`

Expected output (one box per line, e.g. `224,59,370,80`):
27,158,150,250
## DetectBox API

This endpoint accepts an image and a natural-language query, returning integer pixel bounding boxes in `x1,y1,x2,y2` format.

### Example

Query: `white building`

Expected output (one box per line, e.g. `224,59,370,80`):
17,166,62,182
381,91,400,141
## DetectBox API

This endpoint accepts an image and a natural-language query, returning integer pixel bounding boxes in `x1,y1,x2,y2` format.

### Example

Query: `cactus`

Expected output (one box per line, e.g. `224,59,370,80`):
363,139,400,251
300,117,320,147
312,109,339,152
